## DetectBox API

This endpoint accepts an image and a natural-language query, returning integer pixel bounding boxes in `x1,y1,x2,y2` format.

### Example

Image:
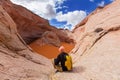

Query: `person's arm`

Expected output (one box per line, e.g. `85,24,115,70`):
54,54,61,65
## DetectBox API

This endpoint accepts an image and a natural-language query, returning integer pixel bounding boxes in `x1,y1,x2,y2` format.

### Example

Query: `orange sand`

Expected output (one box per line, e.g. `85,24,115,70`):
29,42,74,59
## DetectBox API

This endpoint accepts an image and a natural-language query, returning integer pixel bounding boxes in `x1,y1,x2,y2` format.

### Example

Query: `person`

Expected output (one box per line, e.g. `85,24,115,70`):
52,46,72,72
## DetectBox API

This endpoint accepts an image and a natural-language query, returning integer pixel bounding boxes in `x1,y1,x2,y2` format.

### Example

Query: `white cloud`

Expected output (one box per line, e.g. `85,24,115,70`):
44,4,56,19
10,0,66,20
89,0,94,2
55,0,66,5
56,10,87,30
110,0,114,2
98,1,105,7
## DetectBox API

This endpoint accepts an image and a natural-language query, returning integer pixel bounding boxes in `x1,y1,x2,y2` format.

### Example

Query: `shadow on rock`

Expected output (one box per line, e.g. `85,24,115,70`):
58,66,86,73
71,66,86,73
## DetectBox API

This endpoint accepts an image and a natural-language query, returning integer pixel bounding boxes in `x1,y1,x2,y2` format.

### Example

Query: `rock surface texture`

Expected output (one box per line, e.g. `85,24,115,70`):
52,0,120,80
0,0,120,80
0,4,53,80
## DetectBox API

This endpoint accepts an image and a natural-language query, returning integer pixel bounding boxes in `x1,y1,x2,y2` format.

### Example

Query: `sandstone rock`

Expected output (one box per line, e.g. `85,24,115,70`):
0,5,53,80
31,31,61,47
58,29,75,44
0,0,119,80
52,0,120,80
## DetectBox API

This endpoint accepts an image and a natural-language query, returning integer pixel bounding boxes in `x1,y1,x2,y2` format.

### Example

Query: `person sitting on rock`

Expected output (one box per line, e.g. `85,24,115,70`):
52,46,73,72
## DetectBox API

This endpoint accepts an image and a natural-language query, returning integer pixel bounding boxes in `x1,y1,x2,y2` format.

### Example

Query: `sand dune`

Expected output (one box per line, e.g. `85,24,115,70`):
29,42,74,59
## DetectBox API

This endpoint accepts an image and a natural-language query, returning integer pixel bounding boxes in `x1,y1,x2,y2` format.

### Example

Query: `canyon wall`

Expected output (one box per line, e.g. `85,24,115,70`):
52,0,120,80
0,0,120,80
0,4,53,80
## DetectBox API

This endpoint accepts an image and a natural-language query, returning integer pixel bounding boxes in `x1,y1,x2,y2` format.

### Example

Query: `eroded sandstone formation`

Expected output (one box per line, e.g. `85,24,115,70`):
0,4,53,80
52,0,120,80
0,0,120,80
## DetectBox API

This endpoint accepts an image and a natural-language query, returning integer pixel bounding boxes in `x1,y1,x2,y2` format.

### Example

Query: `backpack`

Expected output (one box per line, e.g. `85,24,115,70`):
65,55,72,71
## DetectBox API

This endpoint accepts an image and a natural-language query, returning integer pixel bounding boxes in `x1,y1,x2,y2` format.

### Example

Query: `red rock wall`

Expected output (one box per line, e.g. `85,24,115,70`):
0,4,52,80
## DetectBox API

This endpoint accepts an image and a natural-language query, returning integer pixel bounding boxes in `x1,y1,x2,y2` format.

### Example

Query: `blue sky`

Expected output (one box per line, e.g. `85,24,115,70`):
11,0,114,30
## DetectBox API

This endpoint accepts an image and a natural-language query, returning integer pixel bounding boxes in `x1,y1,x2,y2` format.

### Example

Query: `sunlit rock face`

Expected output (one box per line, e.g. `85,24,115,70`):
0,4,53,80
0,0,120,80
52,0,120,80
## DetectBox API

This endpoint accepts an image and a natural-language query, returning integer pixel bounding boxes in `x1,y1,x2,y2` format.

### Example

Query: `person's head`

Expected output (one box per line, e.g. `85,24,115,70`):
58,46,65,52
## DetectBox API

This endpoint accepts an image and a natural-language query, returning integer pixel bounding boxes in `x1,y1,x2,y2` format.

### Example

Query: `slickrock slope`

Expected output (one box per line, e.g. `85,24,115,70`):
0,0,120,80
0,0,74,45
0,5,53,80
52,0,120,80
